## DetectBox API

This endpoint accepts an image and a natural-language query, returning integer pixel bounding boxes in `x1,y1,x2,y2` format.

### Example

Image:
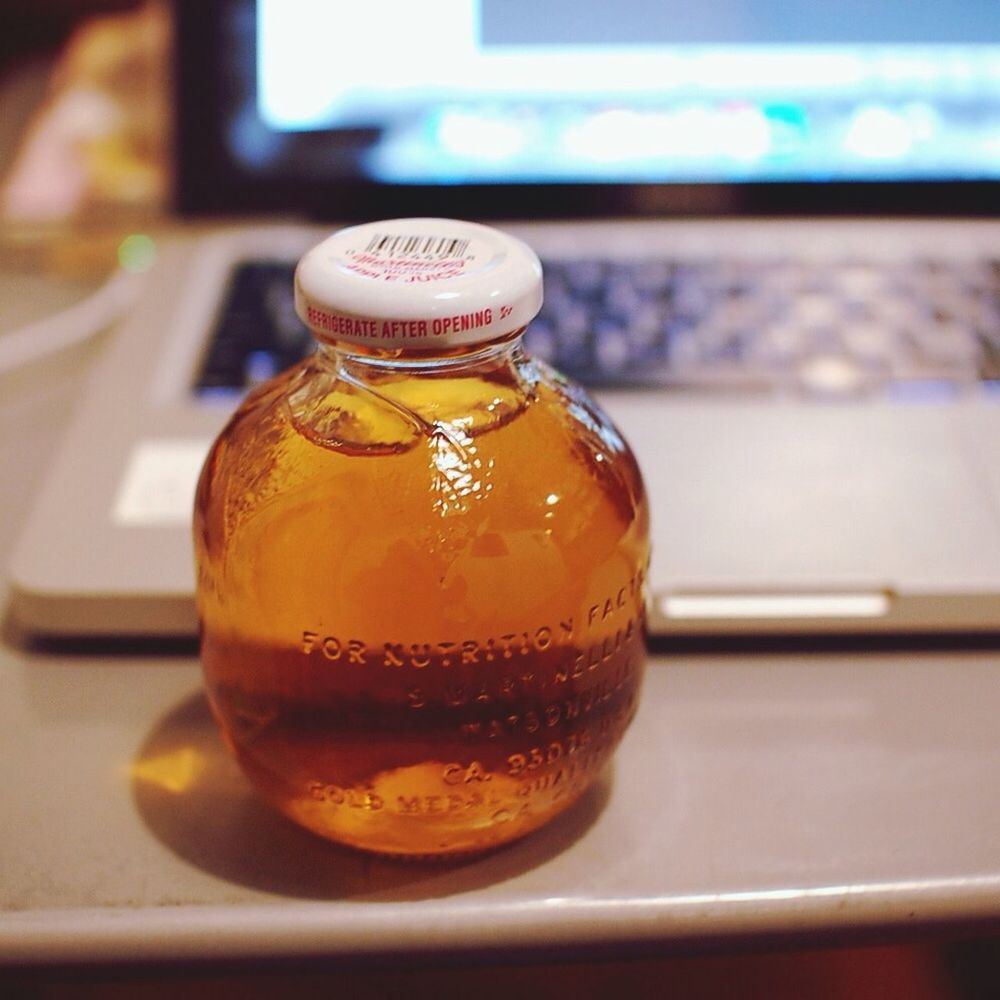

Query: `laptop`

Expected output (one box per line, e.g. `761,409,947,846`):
8,0,1000,637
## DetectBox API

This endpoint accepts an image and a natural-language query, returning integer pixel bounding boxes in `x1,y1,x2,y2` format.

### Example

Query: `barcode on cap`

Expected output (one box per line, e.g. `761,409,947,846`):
364,234,471,259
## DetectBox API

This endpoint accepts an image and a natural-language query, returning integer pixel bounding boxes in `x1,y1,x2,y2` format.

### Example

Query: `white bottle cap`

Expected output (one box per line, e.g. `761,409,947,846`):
294,218,544,351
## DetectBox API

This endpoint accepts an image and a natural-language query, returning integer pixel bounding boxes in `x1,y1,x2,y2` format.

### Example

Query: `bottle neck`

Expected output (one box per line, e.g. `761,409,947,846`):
291,329,534,448
315,330,527,380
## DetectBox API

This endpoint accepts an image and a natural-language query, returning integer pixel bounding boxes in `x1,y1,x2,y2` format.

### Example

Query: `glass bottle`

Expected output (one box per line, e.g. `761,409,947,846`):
194,218,649,857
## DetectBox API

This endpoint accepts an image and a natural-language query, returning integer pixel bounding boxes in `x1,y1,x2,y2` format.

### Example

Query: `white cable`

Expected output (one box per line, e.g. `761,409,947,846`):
0,267,144,375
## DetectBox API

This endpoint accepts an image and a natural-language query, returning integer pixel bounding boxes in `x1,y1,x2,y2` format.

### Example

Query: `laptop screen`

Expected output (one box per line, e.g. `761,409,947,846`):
175,0,1000,216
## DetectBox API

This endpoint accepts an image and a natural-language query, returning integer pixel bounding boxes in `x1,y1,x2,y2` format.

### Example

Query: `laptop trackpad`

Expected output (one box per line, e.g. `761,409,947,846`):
603,397,1000,594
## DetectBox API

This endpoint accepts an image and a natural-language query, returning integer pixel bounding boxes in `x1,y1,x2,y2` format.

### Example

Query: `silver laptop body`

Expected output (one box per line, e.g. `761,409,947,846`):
10,217,1000,636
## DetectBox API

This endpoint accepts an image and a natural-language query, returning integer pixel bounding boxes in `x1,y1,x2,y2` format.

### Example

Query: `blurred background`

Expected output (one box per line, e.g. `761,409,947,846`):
0,0,168,228
1,3,999,997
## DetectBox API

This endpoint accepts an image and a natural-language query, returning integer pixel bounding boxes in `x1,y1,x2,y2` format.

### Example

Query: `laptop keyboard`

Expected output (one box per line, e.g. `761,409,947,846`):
195,257,1000,398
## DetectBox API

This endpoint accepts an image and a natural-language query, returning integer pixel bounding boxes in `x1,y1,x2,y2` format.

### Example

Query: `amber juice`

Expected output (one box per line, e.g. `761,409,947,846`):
194,341,648,857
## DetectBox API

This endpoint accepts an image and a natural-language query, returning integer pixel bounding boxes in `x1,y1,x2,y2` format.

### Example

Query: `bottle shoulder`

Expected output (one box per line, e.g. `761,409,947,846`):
197,355,647,534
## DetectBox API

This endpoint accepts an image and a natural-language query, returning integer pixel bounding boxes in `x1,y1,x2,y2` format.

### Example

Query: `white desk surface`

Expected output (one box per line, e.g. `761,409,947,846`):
2,261,1000,968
